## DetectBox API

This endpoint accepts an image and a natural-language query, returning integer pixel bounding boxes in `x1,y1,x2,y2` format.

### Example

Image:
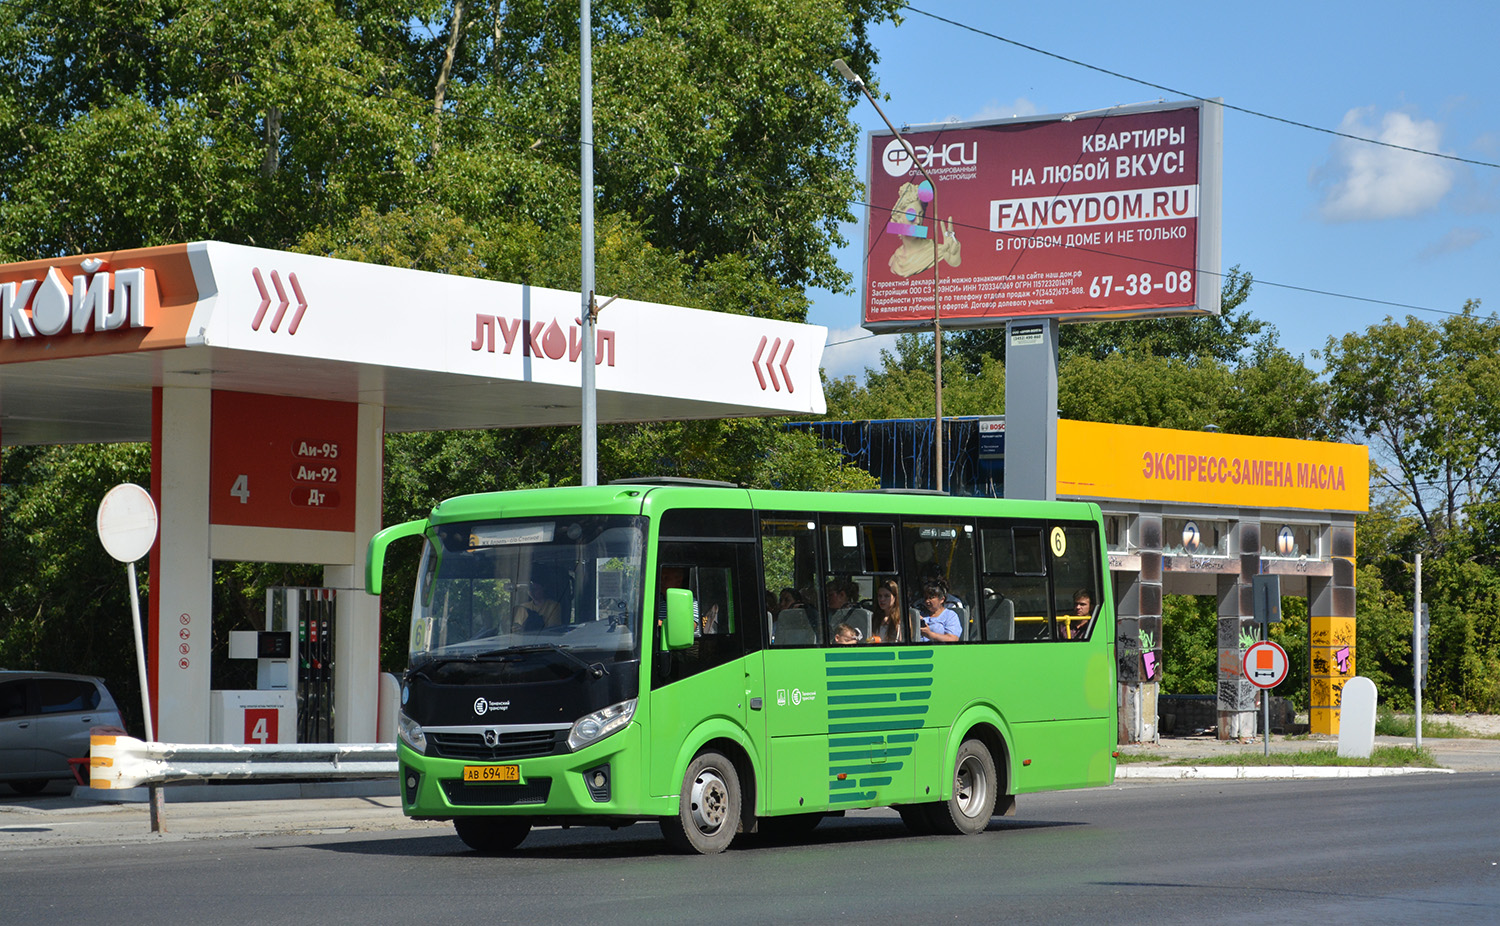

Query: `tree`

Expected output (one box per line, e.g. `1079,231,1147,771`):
1322,302,1500,553
947,266,1260,372
829,267,1326,440
0,444,154,734
1,0,904,306
2,2,903,681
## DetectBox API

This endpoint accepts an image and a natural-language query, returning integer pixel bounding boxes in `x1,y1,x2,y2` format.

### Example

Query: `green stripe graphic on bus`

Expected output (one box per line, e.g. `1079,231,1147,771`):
824,648,933,804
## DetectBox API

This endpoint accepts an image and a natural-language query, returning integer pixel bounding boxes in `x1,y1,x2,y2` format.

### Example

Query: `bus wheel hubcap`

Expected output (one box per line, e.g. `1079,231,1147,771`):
689,769,729,833
955,756,987,817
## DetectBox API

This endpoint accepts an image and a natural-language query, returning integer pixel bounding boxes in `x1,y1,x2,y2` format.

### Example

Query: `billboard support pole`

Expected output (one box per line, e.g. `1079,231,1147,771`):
833,59,945,492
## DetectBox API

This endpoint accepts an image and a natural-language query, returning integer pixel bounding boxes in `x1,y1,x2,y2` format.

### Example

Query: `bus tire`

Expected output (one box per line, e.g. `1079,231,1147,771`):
930,738,998,836
453,816,532,853
661,750,741,854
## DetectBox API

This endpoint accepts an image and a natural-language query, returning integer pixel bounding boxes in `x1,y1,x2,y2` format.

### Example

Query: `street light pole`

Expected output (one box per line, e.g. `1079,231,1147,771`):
833,59,945,492
580,0,597,486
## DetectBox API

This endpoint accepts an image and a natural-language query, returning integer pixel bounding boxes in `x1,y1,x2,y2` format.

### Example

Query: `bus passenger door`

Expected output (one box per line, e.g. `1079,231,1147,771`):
646,531,761,800
756,512,917,815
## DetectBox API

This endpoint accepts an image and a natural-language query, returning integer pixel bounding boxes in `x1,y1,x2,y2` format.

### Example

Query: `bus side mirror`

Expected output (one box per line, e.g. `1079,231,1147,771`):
665,588,695,650
365,519,427,595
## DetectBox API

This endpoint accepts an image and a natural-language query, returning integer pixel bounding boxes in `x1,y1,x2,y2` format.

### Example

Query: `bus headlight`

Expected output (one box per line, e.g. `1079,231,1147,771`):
568,698,636,751
397,712,427,753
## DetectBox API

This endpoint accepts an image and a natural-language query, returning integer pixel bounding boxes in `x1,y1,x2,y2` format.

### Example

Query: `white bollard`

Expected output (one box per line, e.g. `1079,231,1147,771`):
1337,676,1378,759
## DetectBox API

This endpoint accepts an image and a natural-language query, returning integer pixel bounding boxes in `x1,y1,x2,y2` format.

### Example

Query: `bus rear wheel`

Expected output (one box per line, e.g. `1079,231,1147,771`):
930,739,998,836
661,750,741,854
453,816,532,853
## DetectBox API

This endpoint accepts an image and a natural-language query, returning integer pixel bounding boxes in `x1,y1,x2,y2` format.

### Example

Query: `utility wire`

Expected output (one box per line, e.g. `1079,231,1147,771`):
902,4,1500,171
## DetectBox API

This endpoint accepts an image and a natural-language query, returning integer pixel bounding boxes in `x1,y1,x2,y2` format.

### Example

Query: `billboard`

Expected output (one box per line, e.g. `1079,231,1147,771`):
861,99,1222,331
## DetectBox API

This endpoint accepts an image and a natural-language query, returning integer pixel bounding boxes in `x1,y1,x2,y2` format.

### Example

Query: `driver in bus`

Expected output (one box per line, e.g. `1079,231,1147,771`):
512,572,561,631
656,565,714,636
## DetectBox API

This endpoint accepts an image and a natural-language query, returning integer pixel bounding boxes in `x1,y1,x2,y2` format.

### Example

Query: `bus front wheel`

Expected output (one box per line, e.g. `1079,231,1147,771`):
930,739,998,836
661,750,741,854
453,815,532,853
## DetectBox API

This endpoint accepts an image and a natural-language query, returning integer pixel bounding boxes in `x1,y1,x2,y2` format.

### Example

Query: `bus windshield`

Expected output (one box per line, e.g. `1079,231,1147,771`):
408,514,645,668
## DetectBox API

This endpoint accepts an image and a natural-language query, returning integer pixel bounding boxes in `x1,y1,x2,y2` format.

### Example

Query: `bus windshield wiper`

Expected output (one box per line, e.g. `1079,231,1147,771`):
473,643,608,679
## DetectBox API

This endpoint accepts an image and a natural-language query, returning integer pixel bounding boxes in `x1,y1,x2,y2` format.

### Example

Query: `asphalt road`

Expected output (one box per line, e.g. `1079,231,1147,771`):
6,773,1498,924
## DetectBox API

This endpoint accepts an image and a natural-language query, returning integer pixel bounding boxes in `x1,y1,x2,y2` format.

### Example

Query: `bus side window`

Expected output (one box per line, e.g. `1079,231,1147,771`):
1051,523,1103,642
981,524,1052,642
901,519,977,642
650,534,759,688
761,513,822,647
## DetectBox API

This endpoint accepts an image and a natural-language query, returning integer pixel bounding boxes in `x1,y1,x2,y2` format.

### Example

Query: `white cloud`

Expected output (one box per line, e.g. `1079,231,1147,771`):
1418,226,1489,259
820,325,901,382
1314,108,1453,222
965,98,1040,123
931,98,1040,126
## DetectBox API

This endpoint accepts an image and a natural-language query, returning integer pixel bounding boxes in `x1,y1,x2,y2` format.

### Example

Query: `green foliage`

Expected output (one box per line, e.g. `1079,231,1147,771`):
0,444,153,734
1373,710,1492,739
948,266,1259,371
1159,595,1217,696
1268,596,1309,710
0,0,902,296
828,268,1326,440
1323,301,1500,553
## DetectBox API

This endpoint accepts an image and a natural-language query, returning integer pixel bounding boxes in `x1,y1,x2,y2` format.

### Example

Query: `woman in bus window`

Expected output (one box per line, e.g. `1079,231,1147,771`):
917,581,963,643
870,579,905,643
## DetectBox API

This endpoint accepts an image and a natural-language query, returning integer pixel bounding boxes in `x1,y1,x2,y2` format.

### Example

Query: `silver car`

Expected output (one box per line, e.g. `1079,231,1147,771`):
0,671,126,795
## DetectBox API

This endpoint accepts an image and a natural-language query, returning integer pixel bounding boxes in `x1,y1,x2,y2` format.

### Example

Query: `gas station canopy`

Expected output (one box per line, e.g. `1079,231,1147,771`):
0,241,828,446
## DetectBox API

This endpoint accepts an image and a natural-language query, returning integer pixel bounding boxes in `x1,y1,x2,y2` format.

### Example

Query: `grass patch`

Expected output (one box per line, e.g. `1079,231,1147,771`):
1115,752,1167,764
1373,714,1497,739
1158,745,1437,768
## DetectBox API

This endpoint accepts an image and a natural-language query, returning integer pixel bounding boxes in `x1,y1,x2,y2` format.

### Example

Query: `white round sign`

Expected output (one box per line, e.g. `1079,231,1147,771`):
97,483,159,563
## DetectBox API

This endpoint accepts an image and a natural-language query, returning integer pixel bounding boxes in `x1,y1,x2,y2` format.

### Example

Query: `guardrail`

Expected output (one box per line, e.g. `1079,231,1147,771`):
89,734,397,789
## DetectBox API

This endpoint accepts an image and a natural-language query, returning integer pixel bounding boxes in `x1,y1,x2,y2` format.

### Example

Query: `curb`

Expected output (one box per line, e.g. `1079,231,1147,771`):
1118,765,1456,779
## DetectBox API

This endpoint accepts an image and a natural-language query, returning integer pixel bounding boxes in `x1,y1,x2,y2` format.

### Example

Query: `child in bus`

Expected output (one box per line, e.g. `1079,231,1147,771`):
832,622,861,645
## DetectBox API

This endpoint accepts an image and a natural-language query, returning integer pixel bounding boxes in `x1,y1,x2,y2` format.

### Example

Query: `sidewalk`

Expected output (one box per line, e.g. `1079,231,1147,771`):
1117,732,1500,779
0,781,448,851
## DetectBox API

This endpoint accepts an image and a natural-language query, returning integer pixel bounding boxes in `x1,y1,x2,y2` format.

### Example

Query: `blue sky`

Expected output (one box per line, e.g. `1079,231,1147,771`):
814,1,1500,381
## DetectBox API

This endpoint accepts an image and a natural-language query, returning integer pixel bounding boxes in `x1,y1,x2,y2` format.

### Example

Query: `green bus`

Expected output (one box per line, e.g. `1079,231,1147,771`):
366,481,1116,854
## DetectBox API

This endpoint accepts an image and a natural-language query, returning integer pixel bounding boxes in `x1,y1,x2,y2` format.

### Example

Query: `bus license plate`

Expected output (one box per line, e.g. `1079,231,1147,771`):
463,764,520,783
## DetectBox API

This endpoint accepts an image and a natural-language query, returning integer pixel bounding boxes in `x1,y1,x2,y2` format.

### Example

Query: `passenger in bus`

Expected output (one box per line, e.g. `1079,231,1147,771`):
870,579,905,643
832,622,861,645
917,581,963,643
1064,589,1094,640
512,572,562,631
826,579,871,638
777,587,805,615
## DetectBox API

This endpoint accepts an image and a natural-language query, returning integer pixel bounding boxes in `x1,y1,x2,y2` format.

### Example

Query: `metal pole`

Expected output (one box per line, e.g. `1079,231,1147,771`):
579,0,598,486
1414,552,1423,750
930,184,943,493
126,561,165,831
832,59,943,492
